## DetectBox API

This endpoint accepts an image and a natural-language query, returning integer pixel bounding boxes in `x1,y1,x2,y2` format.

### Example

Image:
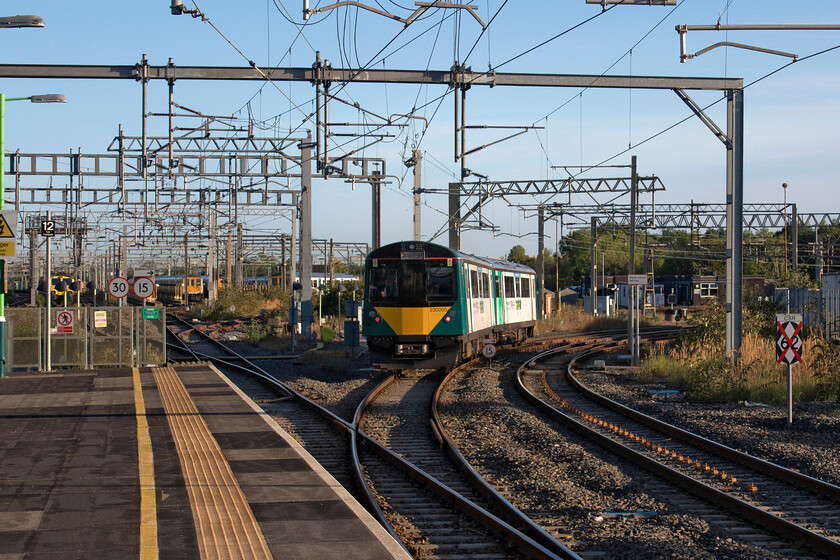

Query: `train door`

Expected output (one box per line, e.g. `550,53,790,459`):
467,264,479,333
475,269,491,332
493,271,504,326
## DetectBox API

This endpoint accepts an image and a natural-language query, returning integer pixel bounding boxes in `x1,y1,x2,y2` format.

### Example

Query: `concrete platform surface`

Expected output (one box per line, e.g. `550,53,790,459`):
0,363,410,560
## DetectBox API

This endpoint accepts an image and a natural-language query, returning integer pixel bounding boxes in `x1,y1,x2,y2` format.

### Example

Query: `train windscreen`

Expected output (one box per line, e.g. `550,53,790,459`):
368,260,457,307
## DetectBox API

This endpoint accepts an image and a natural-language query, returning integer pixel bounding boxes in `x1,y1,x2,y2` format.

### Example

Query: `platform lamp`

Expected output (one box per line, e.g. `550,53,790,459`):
0,92,67,376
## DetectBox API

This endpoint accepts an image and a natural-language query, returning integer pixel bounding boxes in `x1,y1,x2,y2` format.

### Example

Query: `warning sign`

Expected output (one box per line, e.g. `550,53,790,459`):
94,311,108,328
0,212,15,238
0,211,17,258
776,313,803,365
56,310,74,334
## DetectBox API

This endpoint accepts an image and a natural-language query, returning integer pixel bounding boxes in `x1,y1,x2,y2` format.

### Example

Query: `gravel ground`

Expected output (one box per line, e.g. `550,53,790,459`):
212,333,836,558
438,357,793,560
222,339,390,422
574,352,840,488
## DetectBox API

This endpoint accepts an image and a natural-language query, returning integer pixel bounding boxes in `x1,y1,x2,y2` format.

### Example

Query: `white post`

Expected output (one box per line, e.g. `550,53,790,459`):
45,211,51,372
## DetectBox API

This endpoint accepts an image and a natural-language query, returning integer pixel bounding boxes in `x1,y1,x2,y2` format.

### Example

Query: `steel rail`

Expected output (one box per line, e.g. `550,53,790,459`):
167,314,295,399
354,373,566,559
349,375,409,549
516,344,840,558
566,355,840,503
432,350,584,560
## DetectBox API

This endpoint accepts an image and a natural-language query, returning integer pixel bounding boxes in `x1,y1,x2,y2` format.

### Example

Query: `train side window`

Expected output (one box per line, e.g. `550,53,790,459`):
470,269,479,298
514,277,521,298
494,274,502,298
521,276,531,298
504,275,515,298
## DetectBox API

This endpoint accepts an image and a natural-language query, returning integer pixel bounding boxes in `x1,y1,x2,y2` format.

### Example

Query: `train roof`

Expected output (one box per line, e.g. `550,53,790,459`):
366,241,535,275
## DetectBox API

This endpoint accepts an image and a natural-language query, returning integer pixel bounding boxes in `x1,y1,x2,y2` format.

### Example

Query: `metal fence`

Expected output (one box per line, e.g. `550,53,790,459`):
90,307,134,368
49,307,88,369
6,306,166,371
774,289,840,339
6,308,41,370
136,307,166,367
823,291,840,340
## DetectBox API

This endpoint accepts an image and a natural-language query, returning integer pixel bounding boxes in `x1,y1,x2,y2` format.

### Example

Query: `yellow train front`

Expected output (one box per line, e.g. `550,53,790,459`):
363,241,537,370
155,275,204,304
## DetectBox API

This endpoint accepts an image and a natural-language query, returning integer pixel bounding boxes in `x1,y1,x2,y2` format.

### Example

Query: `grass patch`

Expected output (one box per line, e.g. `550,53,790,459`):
535,305,668,335
639,298,840,403
640,332,840,404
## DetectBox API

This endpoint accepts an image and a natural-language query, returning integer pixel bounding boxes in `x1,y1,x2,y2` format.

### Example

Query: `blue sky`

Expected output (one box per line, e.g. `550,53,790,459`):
3,1,839,260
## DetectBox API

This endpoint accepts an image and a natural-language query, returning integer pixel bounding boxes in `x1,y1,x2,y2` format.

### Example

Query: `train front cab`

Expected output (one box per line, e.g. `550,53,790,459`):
363,243,465,369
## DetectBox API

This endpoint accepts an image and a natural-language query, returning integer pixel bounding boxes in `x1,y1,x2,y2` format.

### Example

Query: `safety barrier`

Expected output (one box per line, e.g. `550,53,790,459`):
6,306,166,371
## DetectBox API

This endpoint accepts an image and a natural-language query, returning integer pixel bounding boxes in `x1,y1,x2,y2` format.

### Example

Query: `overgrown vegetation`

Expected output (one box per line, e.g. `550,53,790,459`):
193,286,289,321
534,296,839,404
638,297,840,403
535,303,667,335
242,320,274,344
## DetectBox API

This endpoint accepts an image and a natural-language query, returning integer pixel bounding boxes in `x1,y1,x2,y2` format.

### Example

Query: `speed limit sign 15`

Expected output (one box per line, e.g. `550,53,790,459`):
108,277,129,298
133,277,155,299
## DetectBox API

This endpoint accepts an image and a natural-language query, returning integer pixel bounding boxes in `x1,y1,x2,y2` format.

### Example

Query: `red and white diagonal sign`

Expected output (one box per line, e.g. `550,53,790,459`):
776,313,803,365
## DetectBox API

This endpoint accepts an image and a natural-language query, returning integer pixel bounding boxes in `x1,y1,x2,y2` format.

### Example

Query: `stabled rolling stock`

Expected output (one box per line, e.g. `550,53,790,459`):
155,275,203,304
242,276,271,291
363,241,536,370
200,276,225,298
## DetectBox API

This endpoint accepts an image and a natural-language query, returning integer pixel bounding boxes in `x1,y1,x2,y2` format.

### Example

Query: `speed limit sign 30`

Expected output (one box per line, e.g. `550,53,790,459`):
133,277,155,299
108,277,129,298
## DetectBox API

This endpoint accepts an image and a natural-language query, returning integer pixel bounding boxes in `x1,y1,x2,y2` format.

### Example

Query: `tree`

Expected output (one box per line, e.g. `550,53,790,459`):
507,245,530,265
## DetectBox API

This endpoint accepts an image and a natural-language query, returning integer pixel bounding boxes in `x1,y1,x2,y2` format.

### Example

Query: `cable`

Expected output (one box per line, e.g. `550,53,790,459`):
461,0,508,66
588,42,840,173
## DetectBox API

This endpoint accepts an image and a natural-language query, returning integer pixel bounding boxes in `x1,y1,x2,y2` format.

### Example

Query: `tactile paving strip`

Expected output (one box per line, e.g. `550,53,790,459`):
152,366,273,560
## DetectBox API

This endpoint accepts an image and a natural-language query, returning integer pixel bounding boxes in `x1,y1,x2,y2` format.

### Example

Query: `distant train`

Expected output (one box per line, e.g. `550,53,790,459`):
362,241,536,370
241,272,359,292
155,275,204,304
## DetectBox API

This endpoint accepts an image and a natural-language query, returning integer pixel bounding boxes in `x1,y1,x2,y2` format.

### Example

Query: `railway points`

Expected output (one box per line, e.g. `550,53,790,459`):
0,363,410,559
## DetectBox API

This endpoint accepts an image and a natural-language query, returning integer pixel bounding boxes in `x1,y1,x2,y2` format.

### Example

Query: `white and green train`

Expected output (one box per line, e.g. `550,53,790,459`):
363,241,536,370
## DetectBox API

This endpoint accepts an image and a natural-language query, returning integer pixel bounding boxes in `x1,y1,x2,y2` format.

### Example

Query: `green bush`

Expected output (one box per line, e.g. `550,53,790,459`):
242,320,273,344
320,326,336,342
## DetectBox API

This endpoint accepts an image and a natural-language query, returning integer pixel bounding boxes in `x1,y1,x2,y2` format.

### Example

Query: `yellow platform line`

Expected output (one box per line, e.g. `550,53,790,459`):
133,367,159,560
153,366,273,560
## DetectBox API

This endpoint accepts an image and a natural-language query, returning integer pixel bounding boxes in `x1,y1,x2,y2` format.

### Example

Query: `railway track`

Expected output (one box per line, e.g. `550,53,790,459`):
168,316,560,557
167,315,583,558
515,343,840,558
165,319,837,558
355,370,577,559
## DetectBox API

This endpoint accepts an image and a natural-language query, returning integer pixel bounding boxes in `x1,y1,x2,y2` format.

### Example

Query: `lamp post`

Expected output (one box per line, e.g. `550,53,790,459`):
0,15,44,28
0,93,67,376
